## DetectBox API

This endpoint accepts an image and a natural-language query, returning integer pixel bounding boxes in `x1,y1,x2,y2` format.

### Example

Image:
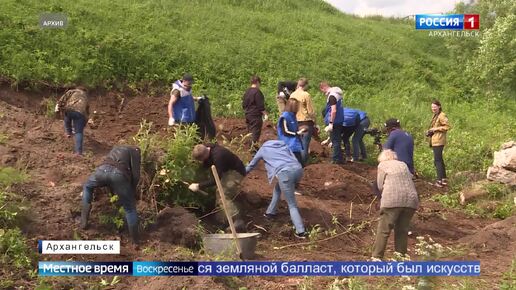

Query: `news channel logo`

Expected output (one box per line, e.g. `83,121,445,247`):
416,14,480,30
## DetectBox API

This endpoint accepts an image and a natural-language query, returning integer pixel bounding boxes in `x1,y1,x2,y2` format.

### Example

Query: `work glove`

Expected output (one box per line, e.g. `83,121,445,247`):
321,138,330,146
278,92,286,98
315,125,321,133
297,128,307,135
168,117,175,126
324,123,333,132
263,114,268,121
54,103,60,113
188,183,200,192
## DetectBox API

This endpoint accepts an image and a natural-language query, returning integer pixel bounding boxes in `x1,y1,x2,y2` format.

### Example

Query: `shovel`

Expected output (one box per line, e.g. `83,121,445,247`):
211,165,243,259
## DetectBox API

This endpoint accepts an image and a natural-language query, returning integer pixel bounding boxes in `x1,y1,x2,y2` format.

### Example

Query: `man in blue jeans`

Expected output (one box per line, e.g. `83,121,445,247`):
57,87,89,155
245,140,307,239
320,81,344,164
351,109,370,161
81,146,141,244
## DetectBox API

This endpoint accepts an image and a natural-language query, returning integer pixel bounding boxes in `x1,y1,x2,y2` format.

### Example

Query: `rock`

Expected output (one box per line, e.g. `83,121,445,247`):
459,180,490,205
501,141,516,150
493,144,516,171
487,166,516,186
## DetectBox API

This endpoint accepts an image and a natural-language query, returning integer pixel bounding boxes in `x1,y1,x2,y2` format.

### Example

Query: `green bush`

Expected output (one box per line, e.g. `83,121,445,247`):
157,125,215,211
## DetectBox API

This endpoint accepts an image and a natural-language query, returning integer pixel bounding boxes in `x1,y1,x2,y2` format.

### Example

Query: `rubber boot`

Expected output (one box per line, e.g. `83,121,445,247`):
80,203,92,229
128,224,139,245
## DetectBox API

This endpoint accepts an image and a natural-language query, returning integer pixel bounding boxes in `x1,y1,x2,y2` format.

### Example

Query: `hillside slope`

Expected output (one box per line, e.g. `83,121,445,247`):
0,0,515,177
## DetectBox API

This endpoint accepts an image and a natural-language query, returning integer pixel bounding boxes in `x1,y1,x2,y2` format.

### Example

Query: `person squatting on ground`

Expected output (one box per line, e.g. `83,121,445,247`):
190,143,247,232
383,118,415,175
242,75,268,147
245,140,308,239
81,146,141,244
56,87,90,155
427,100,450,187
277,98,307,167
276,80,297,113
371,149,419,259
290,78,317,165
351,108,370,161
342,108,361,162
168,73,199,126
320,81,344,164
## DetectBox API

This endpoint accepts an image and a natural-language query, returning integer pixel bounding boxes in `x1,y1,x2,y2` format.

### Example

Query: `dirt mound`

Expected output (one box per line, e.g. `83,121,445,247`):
300,163,374,203
151,206,200,248
459,216,516,252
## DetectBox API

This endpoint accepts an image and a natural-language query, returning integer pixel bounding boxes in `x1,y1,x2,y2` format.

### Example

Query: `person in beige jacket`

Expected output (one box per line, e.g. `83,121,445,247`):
290,78,316,164
372,150,419,259
426,100,450,187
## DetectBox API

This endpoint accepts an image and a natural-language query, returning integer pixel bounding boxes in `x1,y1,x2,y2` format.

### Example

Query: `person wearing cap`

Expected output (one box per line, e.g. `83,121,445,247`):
320,81,344,164
427,99,450,187
242,75,268,146
81,145,141,244
276,80,297,113
383,118,415,175
351,109,370,161
371,149,419,259
342,108,361,162
168,73,198,126
189,144,246,232
56,86,90,155
245,140,308,239
290,78,317,165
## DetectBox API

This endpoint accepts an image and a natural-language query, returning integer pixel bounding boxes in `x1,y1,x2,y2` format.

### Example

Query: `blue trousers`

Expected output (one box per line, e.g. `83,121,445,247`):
299,123,314,165
266,167,305,234
342,125,356,159
352,117,370,159
330,124,344,163
82,165,138,229
64,110,86,154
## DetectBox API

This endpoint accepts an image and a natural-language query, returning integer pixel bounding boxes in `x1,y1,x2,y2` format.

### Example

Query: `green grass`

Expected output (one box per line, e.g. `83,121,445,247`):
0,0,514,180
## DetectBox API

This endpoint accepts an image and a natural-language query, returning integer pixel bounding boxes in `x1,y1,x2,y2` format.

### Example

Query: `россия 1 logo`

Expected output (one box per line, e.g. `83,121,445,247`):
416,14,480,30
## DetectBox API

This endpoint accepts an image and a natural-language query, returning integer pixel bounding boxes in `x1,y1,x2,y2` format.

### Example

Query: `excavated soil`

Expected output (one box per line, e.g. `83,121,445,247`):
0,86,514,289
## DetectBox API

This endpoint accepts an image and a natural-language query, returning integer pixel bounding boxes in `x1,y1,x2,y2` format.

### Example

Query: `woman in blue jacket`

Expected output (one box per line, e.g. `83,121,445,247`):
277,99,306,166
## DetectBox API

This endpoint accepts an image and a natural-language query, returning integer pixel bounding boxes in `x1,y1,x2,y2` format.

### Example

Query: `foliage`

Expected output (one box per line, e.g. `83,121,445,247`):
157,125,215,210
499,260,515,290
43,97,57,118
0,132,7,145
98,193,125,230
0,167,28,187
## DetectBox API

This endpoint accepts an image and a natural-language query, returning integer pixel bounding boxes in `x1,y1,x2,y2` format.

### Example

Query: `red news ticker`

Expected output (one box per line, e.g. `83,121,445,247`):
463,14,480,30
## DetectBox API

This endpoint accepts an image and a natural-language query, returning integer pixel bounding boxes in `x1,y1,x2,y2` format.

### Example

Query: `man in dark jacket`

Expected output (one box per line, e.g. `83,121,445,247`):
242,75,267,145
383,118,415,175
190,144,246,232
81,146,141,244
56,87,89,155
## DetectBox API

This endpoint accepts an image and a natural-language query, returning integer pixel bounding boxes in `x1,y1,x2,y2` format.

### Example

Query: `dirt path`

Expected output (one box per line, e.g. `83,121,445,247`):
0,87,513,289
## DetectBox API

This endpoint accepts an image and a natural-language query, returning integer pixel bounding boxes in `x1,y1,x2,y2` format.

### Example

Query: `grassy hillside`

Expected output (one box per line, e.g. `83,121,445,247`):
0,0,515,178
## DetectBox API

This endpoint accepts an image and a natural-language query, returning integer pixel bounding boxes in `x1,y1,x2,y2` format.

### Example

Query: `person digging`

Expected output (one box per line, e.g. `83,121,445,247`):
80,146,141,245
190,144,247,232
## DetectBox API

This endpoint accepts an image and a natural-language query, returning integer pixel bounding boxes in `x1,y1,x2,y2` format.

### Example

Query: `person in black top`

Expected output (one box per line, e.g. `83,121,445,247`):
276,80,297,112
81,146,141,244
190,144,246,232
242,75,268,145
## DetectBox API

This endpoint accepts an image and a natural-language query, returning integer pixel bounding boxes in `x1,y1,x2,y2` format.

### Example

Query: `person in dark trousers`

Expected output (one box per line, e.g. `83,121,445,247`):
277,98,306,167
383,118,415,175
320,81,344,164
168,73,199,126
342,108,361,162
242,75,268,146
427,100,450,187
81,146,141,244
290,78,317,165
276,80,297,113
190,144,246,231
371,150,419,259
352,109,370,161
246,140,307,239
56,87,90,155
